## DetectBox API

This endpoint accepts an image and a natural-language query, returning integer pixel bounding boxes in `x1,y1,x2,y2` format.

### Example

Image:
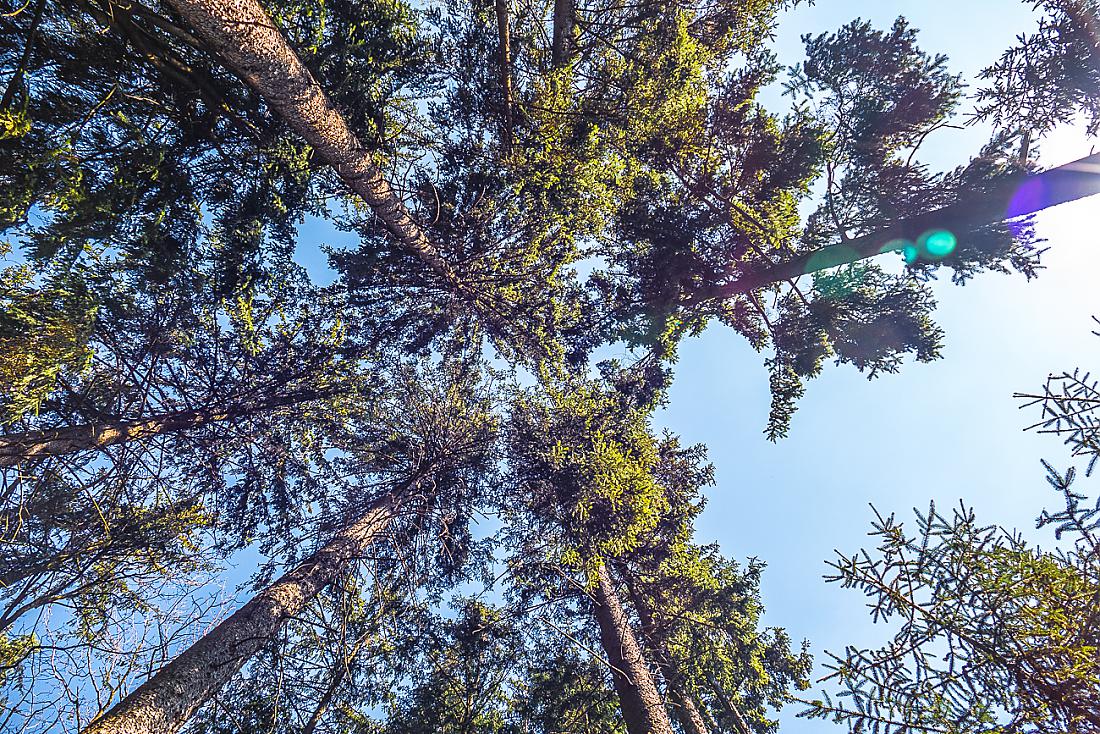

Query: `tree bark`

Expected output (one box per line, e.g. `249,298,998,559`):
495,0,514,150
689,151,1100,307
0,408,235,467
624,578,710,734
80,493,400,734
705,671,753,734
161,0,458,286
551,0,575,67
591,563,674,734
0,390,318,467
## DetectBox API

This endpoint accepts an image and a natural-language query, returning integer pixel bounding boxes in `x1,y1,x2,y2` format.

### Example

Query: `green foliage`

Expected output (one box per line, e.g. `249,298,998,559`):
765,264,943,439
376,602,521,734
611,434,812,733
1,0,1093,730
0,248,97,422
0,633,37,682
505,374,669,571
189,578,420,734
803,473,1100,733
976,0,1100,137
514,651,626,734
1017,321,1100,468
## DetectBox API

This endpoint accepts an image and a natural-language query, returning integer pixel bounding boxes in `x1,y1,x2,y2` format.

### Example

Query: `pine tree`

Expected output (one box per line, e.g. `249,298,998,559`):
81,359,499,734
803,484,1100,733
1,0,1098,730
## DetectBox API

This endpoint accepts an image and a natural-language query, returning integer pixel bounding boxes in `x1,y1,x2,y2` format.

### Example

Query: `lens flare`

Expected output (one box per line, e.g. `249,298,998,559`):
881,238,912,254
918,229,957,259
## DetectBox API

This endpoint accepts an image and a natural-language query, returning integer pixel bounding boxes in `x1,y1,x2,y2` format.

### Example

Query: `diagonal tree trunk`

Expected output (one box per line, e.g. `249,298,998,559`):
301,632,370,734
80,492,400,734
0,408,234,467
623,576,710,734
161,0,459,287
0,390,318,467
705,671,753,734
590,562,674,734
689,152,1100,307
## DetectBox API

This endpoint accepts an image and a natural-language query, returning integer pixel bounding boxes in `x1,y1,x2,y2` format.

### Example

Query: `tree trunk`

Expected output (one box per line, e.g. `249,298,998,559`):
591,563,674,734
551,0,575,67
0,389,320,467
624,578,710,734
690,151,1100,306
705,671,753,734
494,0,514,150
0,407,240,467
80,493,400,734
301,633,368,734
0,0,46,111
161,0,458,286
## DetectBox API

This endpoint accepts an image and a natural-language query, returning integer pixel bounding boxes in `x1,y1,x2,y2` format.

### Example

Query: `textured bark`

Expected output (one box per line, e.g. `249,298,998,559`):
689,152,1100,306
0,390,317,467
706,672,753,734
162,0,458,286
494,0,514,149
591,563,674,734
625,579,710,734
551,0,575,67
0,408,234,467
80,494,399,734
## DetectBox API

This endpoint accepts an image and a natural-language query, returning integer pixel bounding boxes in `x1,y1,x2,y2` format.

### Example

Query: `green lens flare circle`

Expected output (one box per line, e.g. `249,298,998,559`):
918,229,958,259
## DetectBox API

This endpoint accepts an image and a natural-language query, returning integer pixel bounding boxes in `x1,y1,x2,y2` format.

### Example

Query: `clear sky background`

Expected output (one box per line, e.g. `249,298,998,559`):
647,2,1099,731
286,1,1100,729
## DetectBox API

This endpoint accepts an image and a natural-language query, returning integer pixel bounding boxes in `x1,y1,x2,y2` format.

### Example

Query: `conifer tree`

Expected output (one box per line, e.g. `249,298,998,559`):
803,482,1100,734
503,370,675,734
1,0,1099,730
80,359,499,734
502,365,808,734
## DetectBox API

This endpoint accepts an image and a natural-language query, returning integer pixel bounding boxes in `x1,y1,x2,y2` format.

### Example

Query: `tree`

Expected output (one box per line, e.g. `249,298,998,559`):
502,364,809,734
803,322,1100,733
185,576,416,734
802,482,1100,733
502,371,675,734
611,434,812,734
1016,317,1100,465
976,0,1100,137
0,269,382,703
3,0,1100,730
80,358,499,734
159,0,457,283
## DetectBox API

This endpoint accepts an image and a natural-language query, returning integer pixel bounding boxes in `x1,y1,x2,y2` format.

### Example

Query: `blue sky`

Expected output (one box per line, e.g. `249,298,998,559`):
649,2,1099,730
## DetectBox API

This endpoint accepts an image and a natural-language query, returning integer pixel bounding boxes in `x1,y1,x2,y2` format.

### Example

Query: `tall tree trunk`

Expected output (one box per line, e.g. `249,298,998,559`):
705,671,753,734
494,0,514,150
624,577,710,734
0,407,236,467
161,0,458,286
0,0,46,111
0,390,318,467
301,632,369,734
551,0,575,67
689,151,1100,306
591,563,674,734
80,493,400,734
